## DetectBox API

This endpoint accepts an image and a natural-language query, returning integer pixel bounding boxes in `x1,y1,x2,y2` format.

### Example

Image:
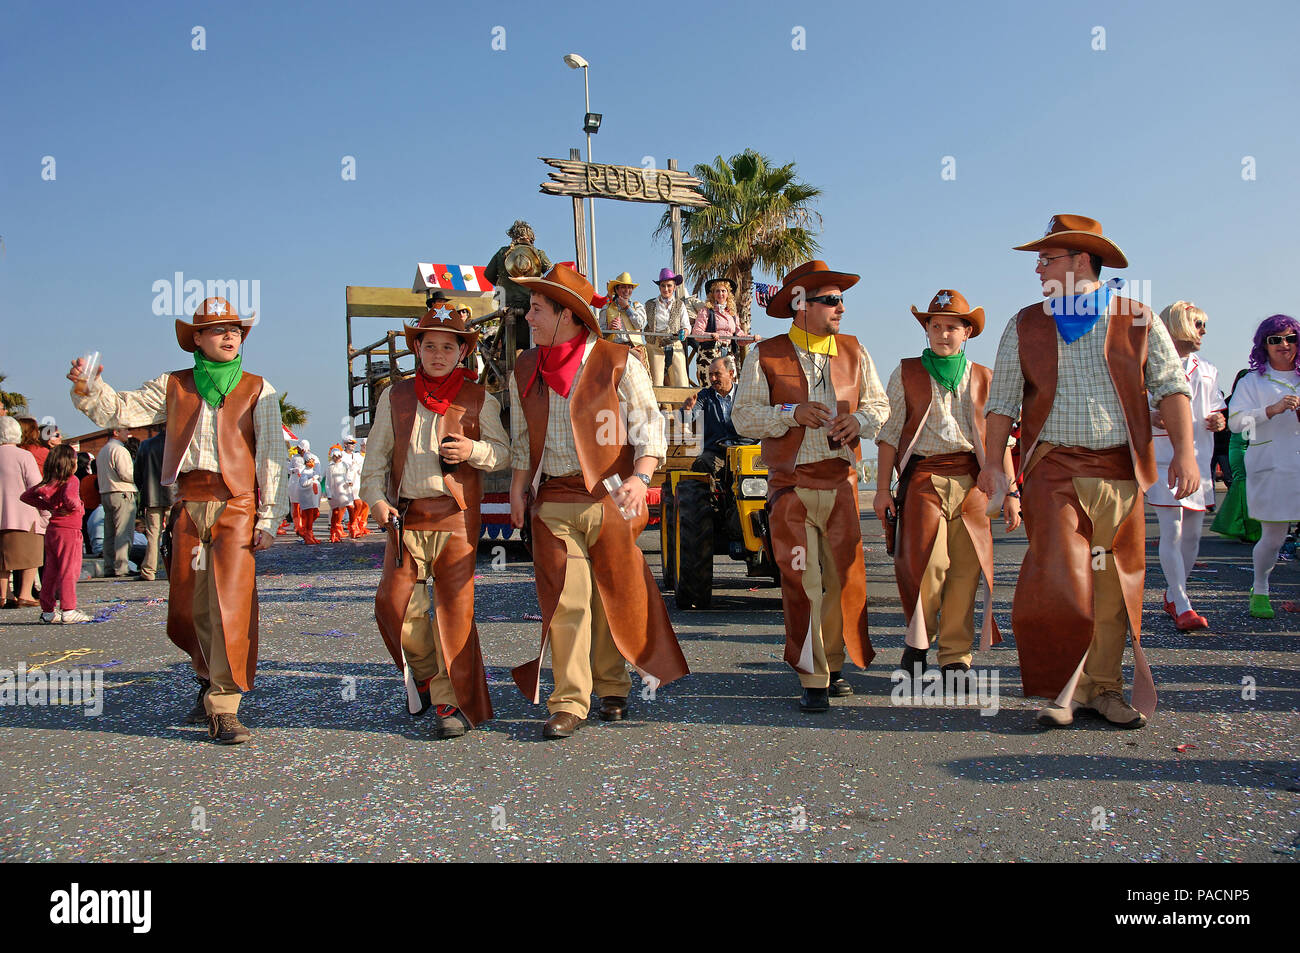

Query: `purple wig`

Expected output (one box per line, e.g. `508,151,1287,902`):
1248,314,1300,374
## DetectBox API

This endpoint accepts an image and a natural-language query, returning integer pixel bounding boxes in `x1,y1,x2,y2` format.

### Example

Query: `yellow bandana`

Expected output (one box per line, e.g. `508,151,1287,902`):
792,326,838,356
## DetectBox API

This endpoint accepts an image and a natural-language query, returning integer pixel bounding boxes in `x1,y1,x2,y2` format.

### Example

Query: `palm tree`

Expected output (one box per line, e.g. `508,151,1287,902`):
278,393,308,429
0,372,27,416
655,149,823,332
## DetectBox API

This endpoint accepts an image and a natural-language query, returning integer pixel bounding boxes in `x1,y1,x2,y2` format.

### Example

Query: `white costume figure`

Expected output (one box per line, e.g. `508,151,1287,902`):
298,453,322,544
1145,308,1226,629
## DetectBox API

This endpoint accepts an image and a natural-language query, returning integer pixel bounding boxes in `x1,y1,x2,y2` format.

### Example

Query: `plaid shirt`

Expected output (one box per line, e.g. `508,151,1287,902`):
732,336,890,467
876,363,978,456
509,333,665,476
359,388,509,505
73,372,288,533
987,305,1190,449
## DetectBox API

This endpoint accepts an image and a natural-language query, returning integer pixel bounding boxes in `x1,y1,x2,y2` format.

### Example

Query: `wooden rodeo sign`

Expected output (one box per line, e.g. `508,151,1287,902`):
539,156,709,208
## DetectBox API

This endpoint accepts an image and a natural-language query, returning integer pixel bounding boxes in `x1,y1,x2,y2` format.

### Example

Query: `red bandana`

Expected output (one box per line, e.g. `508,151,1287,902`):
415,366,475,415
526,332,588,398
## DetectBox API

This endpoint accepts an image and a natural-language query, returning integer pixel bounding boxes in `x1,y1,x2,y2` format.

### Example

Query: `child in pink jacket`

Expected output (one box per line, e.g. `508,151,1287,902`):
20,444,91,624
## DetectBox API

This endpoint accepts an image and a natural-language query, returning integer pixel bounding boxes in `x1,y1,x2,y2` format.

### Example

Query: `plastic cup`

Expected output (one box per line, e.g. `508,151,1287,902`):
602,475,632,520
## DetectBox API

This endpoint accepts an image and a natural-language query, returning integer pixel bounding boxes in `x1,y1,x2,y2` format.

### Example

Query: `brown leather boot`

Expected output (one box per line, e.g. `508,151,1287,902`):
207,713,252,744
542,712,583,739
184,677,211,725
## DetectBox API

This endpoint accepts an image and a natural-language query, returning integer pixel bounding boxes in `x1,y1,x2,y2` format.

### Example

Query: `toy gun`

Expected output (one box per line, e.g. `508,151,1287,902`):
387,510,404,567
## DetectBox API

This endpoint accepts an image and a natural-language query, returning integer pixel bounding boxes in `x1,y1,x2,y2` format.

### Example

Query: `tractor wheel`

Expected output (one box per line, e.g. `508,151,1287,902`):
674,478,714,610
660,482,677,591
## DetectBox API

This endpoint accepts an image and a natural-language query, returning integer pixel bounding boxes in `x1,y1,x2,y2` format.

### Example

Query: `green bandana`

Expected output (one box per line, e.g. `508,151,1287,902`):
921,348,967,394
193,352,244,408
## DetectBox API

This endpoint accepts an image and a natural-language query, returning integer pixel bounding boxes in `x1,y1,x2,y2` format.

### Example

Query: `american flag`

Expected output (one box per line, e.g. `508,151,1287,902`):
754,282,779,307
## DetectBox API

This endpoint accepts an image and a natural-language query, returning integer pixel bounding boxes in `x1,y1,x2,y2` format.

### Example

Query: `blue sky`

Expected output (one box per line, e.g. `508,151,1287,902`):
3,0,1297,452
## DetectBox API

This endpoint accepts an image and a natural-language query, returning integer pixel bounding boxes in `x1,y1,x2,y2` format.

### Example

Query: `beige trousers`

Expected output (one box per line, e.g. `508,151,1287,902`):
918,474,982,667
792,487,846,688
186,500,241,715
398,529,458,708
647,342,688,387
538,501,632,717
1070,476,1139,703
140,506,169,579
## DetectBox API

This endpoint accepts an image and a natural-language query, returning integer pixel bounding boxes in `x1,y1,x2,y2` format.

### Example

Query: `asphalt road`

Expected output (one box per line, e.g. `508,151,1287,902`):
2,498,1296,862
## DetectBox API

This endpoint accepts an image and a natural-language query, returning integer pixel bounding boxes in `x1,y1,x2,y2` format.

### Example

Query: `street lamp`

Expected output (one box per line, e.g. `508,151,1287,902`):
564,52,597,286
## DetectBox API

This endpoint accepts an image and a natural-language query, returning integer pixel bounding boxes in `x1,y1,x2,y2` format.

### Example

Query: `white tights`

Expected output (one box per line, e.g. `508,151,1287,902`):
1156,506,1205,614
1252,522,1291,596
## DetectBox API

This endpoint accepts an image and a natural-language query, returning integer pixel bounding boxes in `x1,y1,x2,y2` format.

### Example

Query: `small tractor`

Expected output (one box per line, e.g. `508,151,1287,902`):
659,443,777,609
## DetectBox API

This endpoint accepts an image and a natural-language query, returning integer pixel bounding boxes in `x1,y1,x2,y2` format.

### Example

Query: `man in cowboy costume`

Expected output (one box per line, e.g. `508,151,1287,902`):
507,263,689,740
643,267,699,387
360,308,509,739
733,261,889,712
978,214,1198,729
485,219,552,350
874,290,1019,679
68,297,287,744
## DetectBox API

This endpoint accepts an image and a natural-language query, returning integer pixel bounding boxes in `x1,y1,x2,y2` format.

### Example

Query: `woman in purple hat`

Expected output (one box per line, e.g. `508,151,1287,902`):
643,267,699,386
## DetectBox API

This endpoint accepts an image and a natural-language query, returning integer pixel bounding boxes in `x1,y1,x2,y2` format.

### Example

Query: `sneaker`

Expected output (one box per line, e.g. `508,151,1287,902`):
1249,589,1275,619
1174,609,1209,631
1082,690,1147,729
40,610,62,624
434,705,469,739
1035,701,1078,728
207,712,252,744
59,609,93,624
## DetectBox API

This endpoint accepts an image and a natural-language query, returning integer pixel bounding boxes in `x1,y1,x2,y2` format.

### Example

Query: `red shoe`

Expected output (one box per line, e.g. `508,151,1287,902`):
1163,597,1177,619
1175,610,1209,631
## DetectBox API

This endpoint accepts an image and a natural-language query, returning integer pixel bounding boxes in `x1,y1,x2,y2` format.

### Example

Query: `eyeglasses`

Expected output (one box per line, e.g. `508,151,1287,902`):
203,326,242,337
1266,333,1298,346
1035,252,1077,268
806,294,845,307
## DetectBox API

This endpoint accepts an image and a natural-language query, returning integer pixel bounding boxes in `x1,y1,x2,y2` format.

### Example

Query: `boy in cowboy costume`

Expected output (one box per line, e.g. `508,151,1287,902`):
978,214,1197,729
360,307,509,739
874,290,1019,678
68,297,287,744
507,264,689,740
733,261,890,712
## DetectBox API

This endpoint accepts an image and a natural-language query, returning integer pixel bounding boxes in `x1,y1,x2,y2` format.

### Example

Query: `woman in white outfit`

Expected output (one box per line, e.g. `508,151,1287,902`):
1147,302,1226,630
1227,314,1300,619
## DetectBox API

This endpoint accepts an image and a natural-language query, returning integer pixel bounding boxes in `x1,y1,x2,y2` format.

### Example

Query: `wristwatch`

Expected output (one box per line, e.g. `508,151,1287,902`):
1006,490,1021,499
635,473,651,487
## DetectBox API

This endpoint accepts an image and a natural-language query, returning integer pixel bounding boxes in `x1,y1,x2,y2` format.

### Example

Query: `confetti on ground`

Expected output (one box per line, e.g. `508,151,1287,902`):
486,615,509,622
1174,744,1198,753
302,629,356,638
27,648,99,671
144,598,166,606
522,613,543,621
90,602,127,623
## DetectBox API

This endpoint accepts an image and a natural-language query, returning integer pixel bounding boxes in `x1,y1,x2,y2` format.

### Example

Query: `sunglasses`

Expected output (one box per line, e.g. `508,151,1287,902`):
1194,320,1207,331
806,294,845,307
1035,252,1077,268
1266,333,1298,346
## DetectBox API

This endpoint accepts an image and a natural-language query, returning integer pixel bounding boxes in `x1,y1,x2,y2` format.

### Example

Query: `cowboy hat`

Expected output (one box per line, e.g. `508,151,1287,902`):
910,289,985,337
175,297,256,352
402,305,481,353
605,272,639,297
513,263,600,333
1013,214,1128,269
704,277,737,296
654,267,684,286
764,261,860,319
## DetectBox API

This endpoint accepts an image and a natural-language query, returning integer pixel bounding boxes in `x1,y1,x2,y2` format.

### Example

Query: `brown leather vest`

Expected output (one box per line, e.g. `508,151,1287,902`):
754,333,863,477
1016,295,1157,489
896,357,991,471
164,368,262,496
387,377,484,511
515,339,634,492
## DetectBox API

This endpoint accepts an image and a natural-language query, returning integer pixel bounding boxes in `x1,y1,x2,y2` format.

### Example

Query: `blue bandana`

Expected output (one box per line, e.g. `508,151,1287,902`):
1049,283,1114,344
